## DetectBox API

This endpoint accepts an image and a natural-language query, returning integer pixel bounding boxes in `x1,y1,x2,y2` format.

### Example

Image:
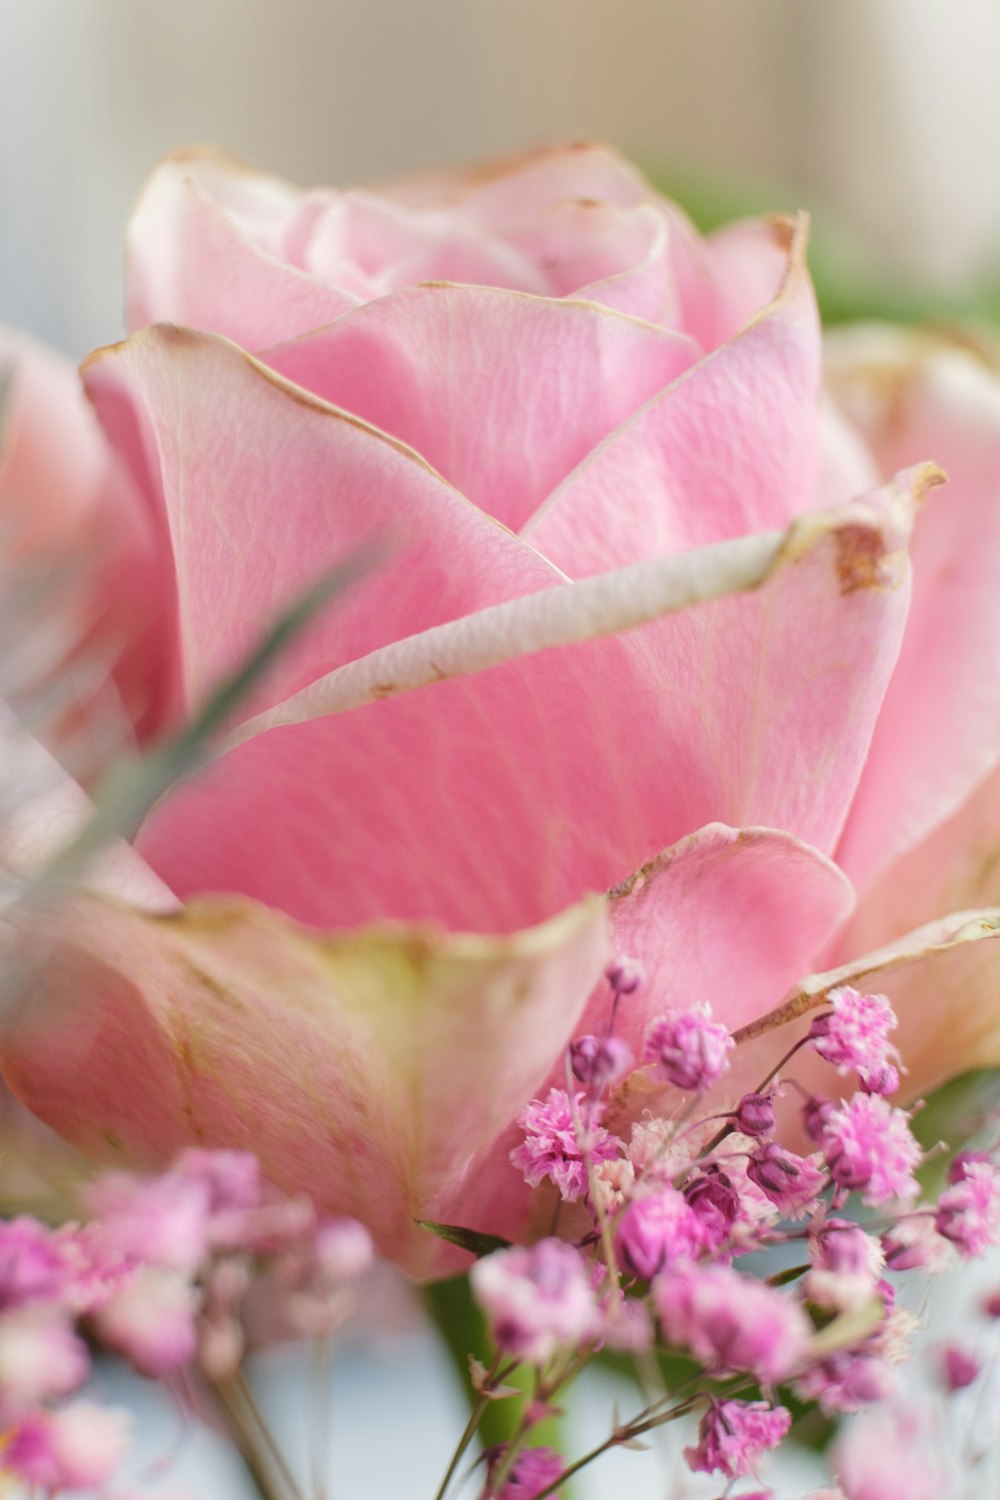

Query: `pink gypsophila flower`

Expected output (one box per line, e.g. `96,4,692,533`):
833,1404,947,1500
0,1218,68,1309
95,1266,199,1376
485,1445,565,1499
87,1168,211,1272
0,1309,89,1419
643,1007,733,1092
615,1187,705,1279
822,1094,921,1205
470,1240,599,1365
685,1399,791,1480
655,1263,810,1383
4,1401,131,1491
811,988,899,1093
510,1089,619,1202
935,1161,1000,1256
747,1143,827,1216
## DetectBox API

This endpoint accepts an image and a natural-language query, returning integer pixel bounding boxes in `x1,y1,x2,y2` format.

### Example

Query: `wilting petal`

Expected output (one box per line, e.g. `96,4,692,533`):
752,898,1000,1106
262,286,696,531
377,140,653,222
703,217,796,344
137,473,930,933
835,755,1000,1097
83,326,565,715
0,891,608,1276
525,218,823,574
125,150,359,343
829,328,1000,890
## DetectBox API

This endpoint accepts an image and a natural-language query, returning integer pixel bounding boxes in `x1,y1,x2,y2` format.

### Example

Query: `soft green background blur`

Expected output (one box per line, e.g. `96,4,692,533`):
3,0,1000,353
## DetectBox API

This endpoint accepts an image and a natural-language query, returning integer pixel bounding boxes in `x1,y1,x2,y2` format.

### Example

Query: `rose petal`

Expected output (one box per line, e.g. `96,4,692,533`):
834,755,1000,1097
601,823,856,1042
125,150,359,344
828,328,1000,890
525,217,823,574
262,285,697,530
82,326,565,716
136,472,932,933
0,328,176,743
0,890,608,1276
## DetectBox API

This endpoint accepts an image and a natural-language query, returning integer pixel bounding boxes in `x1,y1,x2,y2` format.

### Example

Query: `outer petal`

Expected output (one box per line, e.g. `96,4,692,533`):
262,286,696,531
525,218,823,575
0,329,176,743
755,894,1000,1107
835,759,1000,1098
828,328,1000,890
0,891,608,1277
125,150,359,343
137,472,932,934
82,326,565,716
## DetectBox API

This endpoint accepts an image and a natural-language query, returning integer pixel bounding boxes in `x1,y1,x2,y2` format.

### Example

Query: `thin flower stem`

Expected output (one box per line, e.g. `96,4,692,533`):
563,1052,620,1299
210,1375,286,1500
698,1034,812,1162
527,1388,720,1500
309,1336,334,1500
432,1352,505,1500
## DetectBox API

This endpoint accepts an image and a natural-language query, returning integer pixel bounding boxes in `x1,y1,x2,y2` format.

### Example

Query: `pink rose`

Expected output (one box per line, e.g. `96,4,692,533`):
3,144,1000,1276
0,328,174,748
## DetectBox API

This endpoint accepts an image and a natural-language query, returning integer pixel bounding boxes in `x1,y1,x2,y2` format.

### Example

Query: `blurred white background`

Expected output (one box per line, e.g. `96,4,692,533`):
3,0,1000,354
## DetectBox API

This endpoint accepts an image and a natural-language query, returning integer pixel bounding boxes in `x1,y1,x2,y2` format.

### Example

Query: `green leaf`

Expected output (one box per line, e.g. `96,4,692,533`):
912,1067,1000,1196
417,1220,513,1259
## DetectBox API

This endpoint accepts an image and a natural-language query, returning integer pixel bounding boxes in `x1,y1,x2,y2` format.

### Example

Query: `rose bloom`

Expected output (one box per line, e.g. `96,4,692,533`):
2,143,1000,1276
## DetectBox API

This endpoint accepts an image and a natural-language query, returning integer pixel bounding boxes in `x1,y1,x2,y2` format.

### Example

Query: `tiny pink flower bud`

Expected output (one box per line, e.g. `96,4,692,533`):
471,1240,599,1365
683,1167,741,1247
643,1006,732,1092
983,1287,1000,1318
939,1342,980,1391
802,1093,836,1143
822,1094,921,1206
935,1160,1000,1257
569,1034,632,1090
797,1351,894,1415
5,1401,131,1492
859,1063,900,1097
747,1142,826,1215
606,956,643,996
95,1267,199,1377
483,1443,565,1499
734,1091,776,1138
314,1219,374,1283
510,1089,620,1203
0,1218,67,1310
684,1398,791,1481
0,1309,89,1417
805,1220,883,1313
810,987,900,1094
949,1149,994,1185
655,1264,810,1383
881,1215,950,1273
614,1187,705,1280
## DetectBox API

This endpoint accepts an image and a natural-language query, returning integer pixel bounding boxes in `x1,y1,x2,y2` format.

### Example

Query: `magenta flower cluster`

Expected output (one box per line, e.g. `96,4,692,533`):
0,1149,371,1496
481,979,1000,1497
